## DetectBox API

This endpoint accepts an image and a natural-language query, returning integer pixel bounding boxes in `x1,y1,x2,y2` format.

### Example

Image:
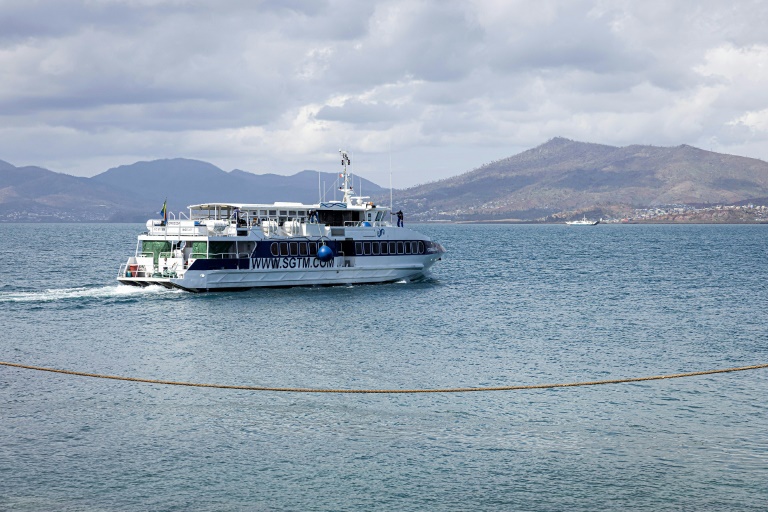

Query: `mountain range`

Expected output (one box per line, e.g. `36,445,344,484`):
381,137,768,221
2,137,768,222
0,158,386,222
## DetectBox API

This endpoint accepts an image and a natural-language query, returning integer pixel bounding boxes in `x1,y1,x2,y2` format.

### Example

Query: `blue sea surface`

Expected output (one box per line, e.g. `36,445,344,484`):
1,223,767,511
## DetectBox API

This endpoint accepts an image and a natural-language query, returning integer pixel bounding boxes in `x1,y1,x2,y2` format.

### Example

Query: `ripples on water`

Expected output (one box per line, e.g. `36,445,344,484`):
1,223,767,511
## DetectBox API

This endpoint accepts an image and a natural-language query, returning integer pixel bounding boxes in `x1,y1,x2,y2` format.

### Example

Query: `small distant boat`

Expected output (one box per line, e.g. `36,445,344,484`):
566,216,599,226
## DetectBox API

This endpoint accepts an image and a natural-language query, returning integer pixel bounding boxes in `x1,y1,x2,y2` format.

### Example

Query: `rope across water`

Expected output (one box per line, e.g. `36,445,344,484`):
2,361,767,394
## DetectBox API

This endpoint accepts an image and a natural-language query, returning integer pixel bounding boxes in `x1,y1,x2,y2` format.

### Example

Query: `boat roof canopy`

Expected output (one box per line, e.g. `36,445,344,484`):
187,200,387,211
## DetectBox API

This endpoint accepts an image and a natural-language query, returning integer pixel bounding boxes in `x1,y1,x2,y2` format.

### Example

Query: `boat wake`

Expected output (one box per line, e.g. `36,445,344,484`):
0,285,179,303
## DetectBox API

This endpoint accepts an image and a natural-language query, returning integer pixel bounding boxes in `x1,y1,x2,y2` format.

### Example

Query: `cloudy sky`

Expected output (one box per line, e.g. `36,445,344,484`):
2,0,768,187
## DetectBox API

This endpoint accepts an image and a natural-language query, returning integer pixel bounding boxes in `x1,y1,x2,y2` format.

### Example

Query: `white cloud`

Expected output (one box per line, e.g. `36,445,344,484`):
2,0,768,185
729,109,768,133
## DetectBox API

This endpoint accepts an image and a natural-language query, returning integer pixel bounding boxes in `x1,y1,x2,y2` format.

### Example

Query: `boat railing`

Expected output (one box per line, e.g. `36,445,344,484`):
147,251,252,261
203,251,251,259
118,262,153,278
345,221,386,227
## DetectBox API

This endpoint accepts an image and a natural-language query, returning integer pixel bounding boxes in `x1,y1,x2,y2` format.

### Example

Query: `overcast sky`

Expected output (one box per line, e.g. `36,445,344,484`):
2,0,768,187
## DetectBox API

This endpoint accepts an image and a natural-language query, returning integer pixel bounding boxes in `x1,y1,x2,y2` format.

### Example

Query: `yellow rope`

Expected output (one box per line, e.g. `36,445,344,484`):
2,361,767,393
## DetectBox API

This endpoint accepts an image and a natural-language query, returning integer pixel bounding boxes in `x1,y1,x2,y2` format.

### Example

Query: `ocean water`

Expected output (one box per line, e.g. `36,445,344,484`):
1,222,767,511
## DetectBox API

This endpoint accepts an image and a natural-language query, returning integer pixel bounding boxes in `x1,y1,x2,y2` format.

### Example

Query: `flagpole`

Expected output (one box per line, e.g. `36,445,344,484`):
389,146,393,212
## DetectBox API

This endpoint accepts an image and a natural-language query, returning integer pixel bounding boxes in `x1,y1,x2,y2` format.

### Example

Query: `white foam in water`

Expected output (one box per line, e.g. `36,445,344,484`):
0,284,178,303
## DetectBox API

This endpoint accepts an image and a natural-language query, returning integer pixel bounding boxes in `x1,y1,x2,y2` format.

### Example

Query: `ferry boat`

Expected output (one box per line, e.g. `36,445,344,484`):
117,151,446,291
566,215,599,226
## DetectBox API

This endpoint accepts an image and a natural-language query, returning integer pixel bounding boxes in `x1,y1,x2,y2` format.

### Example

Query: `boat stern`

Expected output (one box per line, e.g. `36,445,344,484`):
117,255,189,290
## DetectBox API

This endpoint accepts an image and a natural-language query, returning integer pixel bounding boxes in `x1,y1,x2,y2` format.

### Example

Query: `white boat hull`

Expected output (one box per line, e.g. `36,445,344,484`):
118,255,440,291
566,218,600,225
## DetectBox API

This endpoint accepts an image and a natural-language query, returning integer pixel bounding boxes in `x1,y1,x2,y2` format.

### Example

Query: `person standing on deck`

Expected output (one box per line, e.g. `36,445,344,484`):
394,210,404,227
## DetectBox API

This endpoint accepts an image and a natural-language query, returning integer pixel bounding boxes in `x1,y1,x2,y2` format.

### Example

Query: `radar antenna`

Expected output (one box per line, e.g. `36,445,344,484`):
339,149,354,204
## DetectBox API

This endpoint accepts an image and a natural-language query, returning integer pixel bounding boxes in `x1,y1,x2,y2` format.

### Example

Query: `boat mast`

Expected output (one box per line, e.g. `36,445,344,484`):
339,149,354,204
389,147,393,212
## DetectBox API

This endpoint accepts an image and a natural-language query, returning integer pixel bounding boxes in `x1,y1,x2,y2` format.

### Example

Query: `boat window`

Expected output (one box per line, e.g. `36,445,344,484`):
364,242,371,255
372,242,379,255
309,242,317,256
280,242,289,256
375,211,383,222
404,242,411,255
355,242,363,255
389,242,396,254
270,243,278,257
380,242,388,255
279,210,287,216
418,241,425,254
289,242,298,256
397,241,404,254
269,210,277,216
289,210,297,216
299,243,308,256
